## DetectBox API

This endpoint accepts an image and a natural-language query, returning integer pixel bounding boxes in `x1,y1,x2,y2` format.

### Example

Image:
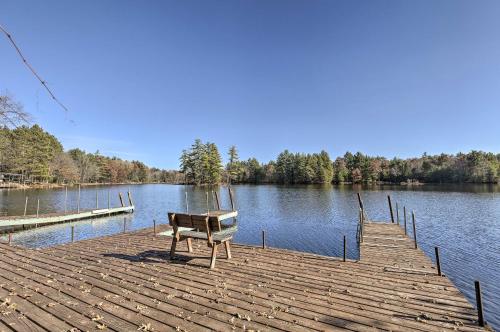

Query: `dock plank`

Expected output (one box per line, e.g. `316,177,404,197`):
0,221,488,331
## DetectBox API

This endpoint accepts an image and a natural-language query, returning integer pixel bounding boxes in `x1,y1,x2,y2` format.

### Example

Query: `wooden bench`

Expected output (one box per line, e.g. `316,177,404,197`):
167,212,237,269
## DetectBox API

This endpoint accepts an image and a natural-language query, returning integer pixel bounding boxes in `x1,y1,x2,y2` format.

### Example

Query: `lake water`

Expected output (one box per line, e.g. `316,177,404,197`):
1,183,499,329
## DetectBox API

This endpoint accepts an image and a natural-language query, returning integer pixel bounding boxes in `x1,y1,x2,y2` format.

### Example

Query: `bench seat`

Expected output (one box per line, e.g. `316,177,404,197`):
158,227,195,237
180,225,237,242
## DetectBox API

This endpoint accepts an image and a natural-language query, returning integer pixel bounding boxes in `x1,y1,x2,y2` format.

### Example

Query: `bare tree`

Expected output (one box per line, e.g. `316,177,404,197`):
50,152,79,183
0,93,30,127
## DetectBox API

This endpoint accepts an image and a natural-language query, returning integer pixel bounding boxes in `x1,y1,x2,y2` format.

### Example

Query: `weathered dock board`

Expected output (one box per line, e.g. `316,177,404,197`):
0,206,134,233
0,223,488,331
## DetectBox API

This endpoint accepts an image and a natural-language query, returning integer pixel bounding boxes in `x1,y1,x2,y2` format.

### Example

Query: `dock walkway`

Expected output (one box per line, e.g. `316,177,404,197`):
0,206,134,233
0,223,488,331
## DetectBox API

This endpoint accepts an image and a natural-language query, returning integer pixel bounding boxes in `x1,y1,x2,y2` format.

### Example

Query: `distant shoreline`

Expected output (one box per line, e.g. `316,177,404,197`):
1,180,498,190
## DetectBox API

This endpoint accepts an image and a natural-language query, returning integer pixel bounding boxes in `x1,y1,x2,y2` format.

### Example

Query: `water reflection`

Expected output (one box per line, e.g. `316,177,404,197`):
0,183,499,329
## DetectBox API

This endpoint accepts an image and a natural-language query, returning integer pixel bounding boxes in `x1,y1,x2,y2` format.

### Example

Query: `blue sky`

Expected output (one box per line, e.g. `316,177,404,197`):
1,1,499,169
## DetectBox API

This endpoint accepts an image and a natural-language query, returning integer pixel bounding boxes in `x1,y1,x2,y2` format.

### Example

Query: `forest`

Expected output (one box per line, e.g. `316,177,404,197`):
1,94,499,185
180,139,499,185
0,94,180,185
0,124,180,184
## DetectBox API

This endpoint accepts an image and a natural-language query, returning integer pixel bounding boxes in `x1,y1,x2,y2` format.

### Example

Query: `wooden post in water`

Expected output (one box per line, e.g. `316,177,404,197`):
153,219,156,236
119,193,125,207
211,191,217,210
214,191,221,210
228,186,237,226
8,233,12,245
412,211,417,249
24,196,28,216
359,208,364,243
396,202,400,225
36,198,40,218
434,247,442,276
64,186,68,213
262,230,266,249
362,207,366,239
71,226,75,242
357,192,367,220
96,190,98,209
107,190,110,209
357,209,361,243
387,195,395,223
474,281,485,327
228,186,235,211
127,191,134,206
343,235,346,262
357,192,364,211
185,191,189,213
403,206,407,235
206,191,210,216
77,184,81,213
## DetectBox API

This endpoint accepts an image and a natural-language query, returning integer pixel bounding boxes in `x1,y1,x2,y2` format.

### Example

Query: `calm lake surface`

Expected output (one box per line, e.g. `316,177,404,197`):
1,183,499,328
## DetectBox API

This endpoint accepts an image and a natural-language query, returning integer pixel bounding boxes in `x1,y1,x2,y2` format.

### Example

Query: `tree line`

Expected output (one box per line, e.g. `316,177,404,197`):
180,140,499,185
0,94,182,185
0,124,181,184
2,95,499,186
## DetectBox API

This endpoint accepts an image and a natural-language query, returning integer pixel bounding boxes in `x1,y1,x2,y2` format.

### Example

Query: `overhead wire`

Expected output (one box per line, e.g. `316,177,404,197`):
0,23,69,114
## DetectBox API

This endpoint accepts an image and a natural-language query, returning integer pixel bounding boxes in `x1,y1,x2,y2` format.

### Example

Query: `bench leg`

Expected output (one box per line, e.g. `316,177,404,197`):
224,241,232,259
186,238,193,253
210,244,218,269
170,238,178,259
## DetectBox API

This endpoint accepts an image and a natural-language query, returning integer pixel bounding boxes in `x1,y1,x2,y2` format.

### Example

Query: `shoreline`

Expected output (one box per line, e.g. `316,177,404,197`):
1,181,498,191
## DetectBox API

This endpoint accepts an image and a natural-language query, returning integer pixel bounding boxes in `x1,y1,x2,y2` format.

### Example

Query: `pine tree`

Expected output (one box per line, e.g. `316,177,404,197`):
206,143,222,184
227,145,240,182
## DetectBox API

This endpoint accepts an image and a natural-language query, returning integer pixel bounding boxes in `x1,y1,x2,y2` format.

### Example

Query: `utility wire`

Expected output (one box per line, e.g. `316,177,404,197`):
0,23,69,113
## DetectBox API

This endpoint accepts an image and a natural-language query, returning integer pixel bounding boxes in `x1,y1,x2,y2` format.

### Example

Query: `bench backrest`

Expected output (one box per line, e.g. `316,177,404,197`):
168,213,221,231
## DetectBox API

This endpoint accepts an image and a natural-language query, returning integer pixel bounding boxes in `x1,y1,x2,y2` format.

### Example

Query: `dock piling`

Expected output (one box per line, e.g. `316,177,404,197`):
64,186,68,213
387,195,395,223
153,219,156,235
214,191,221,210
77,184,81,213
343,235,346,262
107,190,110,211
396,202,400,225
403,206,407,235
127,191,133,206
434,247,442,276
357,192,364,211
357,193,368,220
71,226,75,242
8,233,12,245
119,193,125,207
96,190,98,209
36,198,40,218
262,230,266,249
24,196,28,216
360,208,364,242
229,187,235,211
474,281,485,327
211,191,217,210
412,211,417,249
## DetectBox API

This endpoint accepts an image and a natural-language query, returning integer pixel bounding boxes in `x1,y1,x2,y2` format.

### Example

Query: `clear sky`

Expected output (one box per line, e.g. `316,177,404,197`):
1,1,499,169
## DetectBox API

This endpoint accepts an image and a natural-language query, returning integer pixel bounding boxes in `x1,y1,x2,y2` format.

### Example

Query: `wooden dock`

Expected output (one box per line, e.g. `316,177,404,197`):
0,222,488,331
0,206,134,233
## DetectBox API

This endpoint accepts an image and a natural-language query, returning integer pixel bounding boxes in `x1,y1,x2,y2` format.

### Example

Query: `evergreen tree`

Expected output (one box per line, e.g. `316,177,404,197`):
206,143,223,184
227,145,240,182
179,139,223,185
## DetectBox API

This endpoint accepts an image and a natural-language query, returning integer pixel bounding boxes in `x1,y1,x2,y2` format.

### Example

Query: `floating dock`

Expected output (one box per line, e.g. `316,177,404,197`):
0,192,135,233
0,220,488,331
0,206,134,233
